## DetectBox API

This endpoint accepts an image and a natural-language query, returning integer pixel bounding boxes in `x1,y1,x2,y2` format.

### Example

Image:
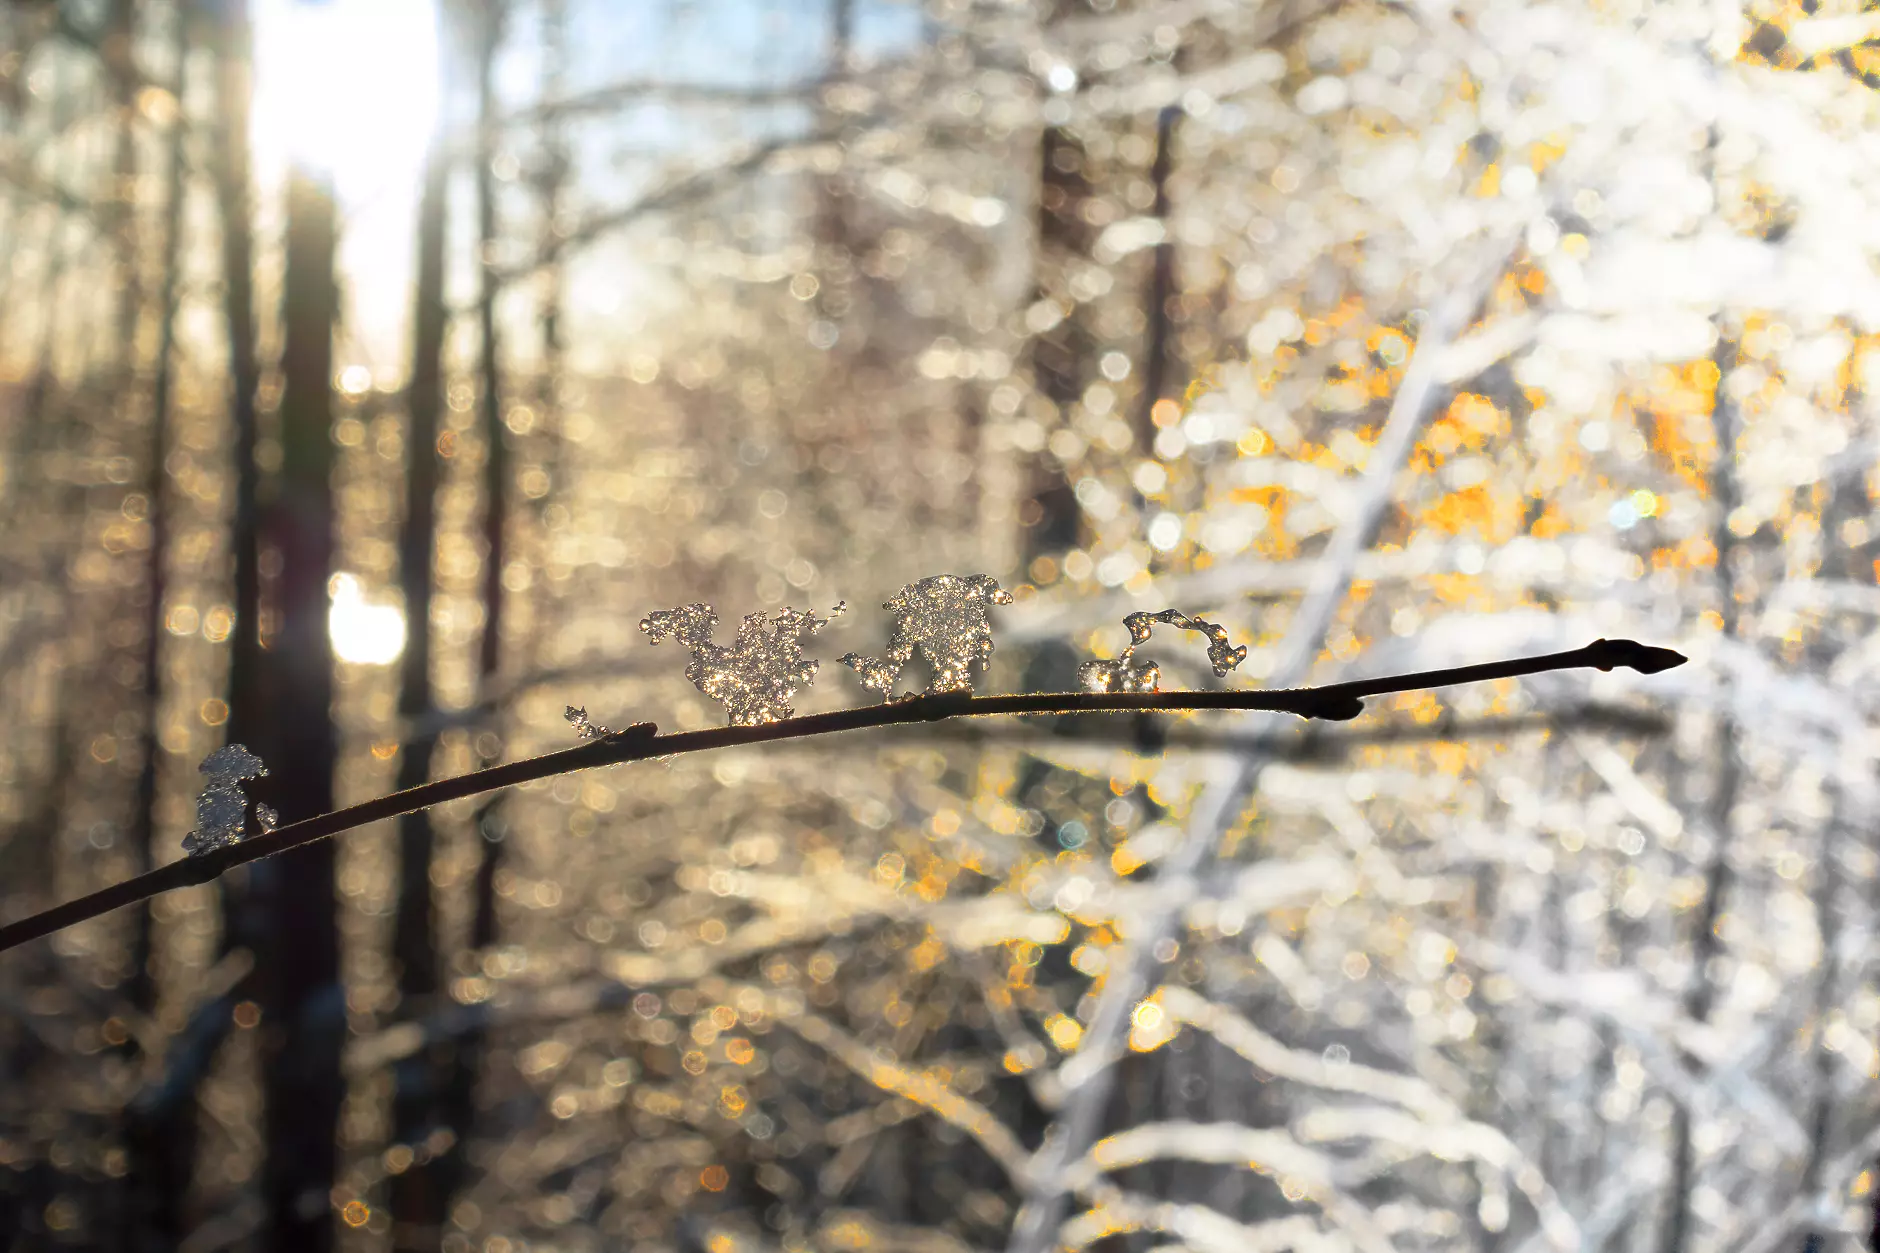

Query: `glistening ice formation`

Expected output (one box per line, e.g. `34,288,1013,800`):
641,602,844,726
565,706,612,739
181,743,278,857
1077,609,1249,694
839,574,1014,699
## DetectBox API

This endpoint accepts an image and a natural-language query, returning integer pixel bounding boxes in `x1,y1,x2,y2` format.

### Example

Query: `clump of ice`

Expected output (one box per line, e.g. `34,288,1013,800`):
181,743,277,856
641,602,842,726
1078,609,1249,694
839,574,1013,699
565,706,611,739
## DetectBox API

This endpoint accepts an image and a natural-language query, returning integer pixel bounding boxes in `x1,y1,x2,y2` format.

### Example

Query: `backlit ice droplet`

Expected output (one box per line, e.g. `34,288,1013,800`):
640,602,841,726
839,574,1014,699
1078,609,1249,694
181,743,271,856
565,705,612,739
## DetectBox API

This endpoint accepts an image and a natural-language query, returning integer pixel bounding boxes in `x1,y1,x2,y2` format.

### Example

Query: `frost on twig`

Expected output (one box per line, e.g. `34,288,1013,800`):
180,743,277,857
564,707,659,742
564,706,611,739
640,601,843,726
1077,609,1249,694
839,573,1014,699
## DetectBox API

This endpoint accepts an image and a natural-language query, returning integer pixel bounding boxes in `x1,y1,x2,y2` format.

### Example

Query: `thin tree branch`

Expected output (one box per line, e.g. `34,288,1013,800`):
480,132,839,294
899,700,1670,756
498,76,826,127
0,637,1682,956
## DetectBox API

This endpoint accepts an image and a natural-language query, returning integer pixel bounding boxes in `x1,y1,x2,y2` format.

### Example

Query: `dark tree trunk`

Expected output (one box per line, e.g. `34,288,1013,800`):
526,0,568,522
1023,118,1094,564
128,0,191,1017
255,168,343,1253
209,0,270,1019
439,2,513,1225
1132,103,1181,454
108,0,141,383
387,16,452,1244
216,0,265,754
120,8,194,1250
473,1,507,705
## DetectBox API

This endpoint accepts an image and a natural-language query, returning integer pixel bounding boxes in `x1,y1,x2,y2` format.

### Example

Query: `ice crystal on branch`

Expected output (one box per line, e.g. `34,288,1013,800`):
564,707,658,743
565,706,611,739
181,743,277,857
1078,609,1249,694
839,574,1013,699
640,602,841,726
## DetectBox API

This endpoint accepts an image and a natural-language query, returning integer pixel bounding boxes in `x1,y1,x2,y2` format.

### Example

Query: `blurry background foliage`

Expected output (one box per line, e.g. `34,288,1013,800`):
2,0,1880,1251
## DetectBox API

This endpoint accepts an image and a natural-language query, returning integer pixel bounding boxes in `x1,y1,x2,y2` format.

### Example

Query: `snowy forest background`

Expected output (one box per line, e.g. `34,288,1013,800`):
4,0,1880,1250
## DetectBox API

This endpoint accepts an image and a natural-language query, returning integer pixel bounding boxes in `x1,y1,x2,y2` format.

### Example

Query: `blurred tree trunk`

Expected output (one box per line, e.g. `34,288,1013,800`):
218,4,264,758
526,0,568,518
1797,803,1841,1253
210,0,268,984
208,0,270,1053
3,54,83,920
530,0,568,447
472,1,508,732
1131,102,1180,454
457,0,558,1023
1023,103,1093,569
1662,329,1742,1253
121,7,193,1250
812,0,854,338
255,166,343,1253
128,0,191,1017
387,7,452,1246
435,0,514,1229
1798,364,1871,1251
107,0,140,386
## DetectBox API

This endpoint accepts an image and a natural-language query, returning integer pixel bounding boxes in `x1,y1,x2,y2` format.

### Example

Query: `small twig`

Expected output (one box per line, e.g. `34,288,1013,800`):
0,638,1681,955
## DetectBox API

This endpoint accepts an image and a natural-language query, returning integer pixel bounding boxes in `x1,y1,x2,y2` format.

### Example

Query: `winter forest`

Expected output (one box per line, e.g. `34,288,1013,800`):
3,0,1880,1249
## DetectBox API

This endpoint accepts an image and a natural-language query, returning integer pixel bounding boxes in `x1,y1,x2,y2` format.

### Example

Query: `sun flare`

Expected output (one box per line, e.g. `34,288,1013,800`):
328,574,406,666
251,0,440,198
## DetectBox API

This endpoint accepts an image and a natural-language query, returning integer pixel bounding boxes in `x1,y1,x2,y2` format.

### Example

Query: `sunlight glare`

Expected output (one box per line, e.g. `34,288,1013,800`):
252,0,440,197
328,574,406,666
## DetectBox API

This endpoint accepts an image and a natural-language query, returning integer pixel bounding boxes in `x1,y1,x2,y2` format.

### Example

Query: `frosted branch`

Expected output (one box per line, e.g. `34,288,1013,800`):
1158,986,1460,1120
1059,1194,1325,1253
0,636,1683,956
1058,1121,1396,1253
1292,1105,1575,1250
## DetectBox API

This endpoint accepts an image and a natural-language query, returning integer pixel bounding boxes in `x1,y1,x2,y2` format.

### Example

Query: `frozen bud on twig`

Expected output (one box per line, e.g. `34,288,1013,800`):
1078,609,1248,694
839,573,1013,699
641,601,842,726
181,743,273,857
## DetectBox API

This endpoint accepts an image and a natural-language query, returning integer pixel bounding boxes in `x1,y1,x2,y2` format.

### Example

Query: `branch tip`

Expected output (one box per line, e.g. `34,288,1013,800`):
1588,638,1688,675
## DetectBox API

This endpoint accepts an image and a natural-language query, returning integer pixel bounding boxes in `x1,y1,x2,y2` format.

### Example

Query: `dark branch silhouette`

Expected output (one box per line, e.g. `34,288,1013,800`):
0,637,1682,956
893,699,1672,757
